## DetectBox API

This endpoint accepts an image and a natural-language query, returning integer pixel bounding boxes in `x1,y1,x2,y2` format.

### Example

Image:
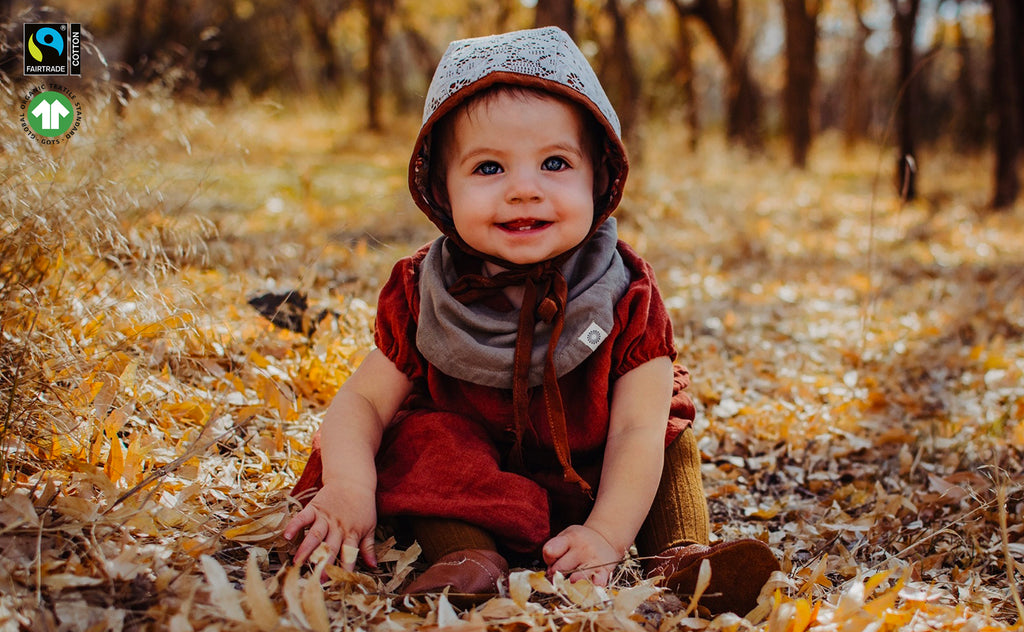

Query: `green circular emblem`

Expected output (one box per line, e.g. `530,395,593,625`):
26,91,76,137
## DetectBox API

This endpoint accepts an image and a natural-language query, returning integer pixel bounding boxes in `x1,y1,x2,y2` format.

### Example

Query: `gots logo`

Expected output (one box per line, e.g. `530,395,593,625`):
19,84,82,145
24,23,81,76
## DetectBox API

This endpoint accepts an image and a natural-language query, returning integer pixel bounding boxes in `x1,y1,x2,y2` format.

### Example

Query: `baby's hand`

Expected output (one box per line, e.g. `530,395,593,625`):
283,482,378,572
542,524,622,586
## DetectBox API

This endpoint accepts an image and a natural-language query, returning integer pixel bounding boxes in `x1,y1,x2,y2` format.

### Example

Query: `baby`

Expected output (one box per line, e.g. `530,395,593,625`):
283,26,778,616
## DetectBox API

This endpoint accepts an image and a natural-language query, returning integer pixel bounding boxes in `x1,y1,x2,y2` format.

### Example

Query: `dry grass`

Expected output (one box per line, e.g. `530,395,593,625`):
1,84,1022,630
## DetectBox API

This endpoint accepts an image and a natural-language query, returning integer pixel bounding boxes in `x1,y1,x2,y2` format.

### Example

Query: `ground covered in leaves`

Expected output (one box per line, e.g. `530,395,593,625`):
2,85,1023,631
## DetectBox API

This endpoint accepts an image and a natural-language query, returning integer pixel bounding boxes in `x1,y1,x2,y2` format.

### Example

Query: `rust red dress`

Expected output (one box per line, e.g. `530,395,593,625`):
291,240,695,555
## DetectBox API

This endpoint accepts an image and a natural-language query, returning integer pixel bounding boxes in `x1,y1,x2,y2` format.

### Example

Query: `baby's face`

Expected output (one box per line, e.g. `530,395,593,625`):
444,91,595,269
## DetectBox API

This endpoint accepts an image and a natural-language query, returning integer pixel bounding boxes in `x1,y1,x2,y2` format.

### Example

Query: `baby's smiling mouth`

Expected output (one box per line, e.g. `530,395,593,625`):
498,219,552,232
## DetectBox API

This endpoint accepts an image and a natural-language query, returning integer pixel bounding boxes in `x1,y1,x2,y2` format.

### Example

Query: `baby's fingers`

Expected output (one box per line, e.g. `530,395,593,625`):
542,534,570,566
359,533,377,569
283,504,315,541
569,565,611,587
546,547,585,578
293,515,332,566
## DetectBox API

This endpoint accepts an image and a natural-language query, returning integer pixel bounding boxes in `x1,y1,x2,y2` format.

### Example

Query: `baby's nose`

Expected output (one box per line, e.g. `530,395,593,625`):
505,171,543,203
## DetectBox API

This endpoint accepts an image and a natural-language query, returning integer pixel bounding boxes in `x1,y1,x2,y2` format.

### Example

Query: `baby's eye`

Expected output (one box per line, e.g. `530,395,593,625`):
474,161,502,176
542,156,569,171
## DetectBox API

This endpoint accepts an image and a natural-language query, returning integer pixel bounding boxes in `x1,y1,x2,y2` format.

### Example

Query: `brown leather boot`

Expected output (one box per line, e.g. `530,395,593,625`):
646,539,779,616
402,549,508,596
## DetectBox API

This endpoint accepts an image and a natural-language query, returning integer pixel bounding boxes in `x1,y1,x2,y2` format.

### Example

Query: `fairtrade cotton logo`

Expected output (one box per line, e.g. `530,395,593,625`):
28,26,64,62
23,23,80,76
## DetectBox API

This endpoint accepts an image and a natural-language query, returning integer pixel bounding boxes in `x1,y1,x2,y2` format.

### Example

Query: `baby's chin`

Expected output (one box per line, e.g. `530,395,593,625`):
486,245,590,271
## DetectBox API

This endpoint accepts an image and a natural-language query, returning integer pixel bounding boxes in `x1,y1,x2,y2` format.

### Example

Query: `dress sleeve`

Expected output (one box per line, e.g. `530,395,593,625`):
374,248,429,382
609,243,678,379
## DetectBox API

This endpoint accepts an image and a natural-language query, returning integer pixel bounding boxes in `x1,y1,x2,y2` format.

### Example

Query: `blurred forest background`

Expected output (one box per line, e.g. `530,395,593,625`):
1,0,1022,208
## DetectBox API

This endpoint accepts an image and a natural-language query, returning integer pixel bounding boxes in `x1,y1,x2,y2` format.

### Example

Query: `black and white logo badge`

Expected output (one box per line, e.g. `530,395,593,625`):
578,321,608,352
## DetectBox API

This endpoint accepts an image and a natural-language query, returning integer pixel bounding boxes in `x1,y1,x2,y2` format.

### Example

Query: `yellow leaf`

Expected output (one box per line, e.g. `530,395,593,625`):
864,570,905,617
223,512,287,542
119,358,140,393
282,563,309,629
89,430,104,466
767,599,795,632
181,537,216,558
103,404,129,438
245,550,279,631
93,376,118,420
200,555,247,621
798,555,832,594
302,566,331,632
249,351,270,368
527,570,556,594
560,574,601,608
984,352,1008,370
122,313,193,340
508,570,533,608
790,598,813,632
81,312,106,339
384,542,420,593
274,423,285,452
612,583,659,619
164,400,209,425
122,431,149,485
686,558,711,615
863,583,902,617
747,502,782,520
863,569,893,596
155,507,188,528
105,436,125,483
434,593,461,628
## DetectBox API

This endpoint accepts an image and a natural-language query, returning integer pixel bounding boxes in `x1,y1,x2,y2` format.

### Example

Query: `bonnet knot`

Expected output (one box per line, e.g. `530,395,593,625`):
537,297,559,322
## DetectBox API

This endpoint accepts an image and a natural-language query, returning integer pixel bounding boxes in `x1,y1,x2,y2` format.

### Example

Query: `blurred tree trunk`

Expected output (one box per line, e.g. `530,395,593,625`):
600,0,641,153
535,0,576,38
301,0,345,85
671,0,763,150
951,12,985,152
670,4,700,151
398,18,440,90
121,0,150,79
892,0,920,201
152,0,187,57
362,0,390,131
120,0,189,84
781,0,820,168
842,0,872,151
990,0,1022,209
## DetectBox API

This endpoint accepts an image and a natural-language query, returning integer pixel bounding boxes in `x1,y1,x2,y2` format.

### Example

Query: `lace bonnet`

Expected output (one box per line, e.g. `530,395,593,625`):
408,26,629,265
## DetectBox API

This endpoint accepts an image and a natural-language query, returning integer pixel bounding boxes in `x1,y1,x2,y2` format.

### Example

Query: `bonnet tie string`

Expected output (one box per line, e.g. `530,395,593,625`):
448,264,592,497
